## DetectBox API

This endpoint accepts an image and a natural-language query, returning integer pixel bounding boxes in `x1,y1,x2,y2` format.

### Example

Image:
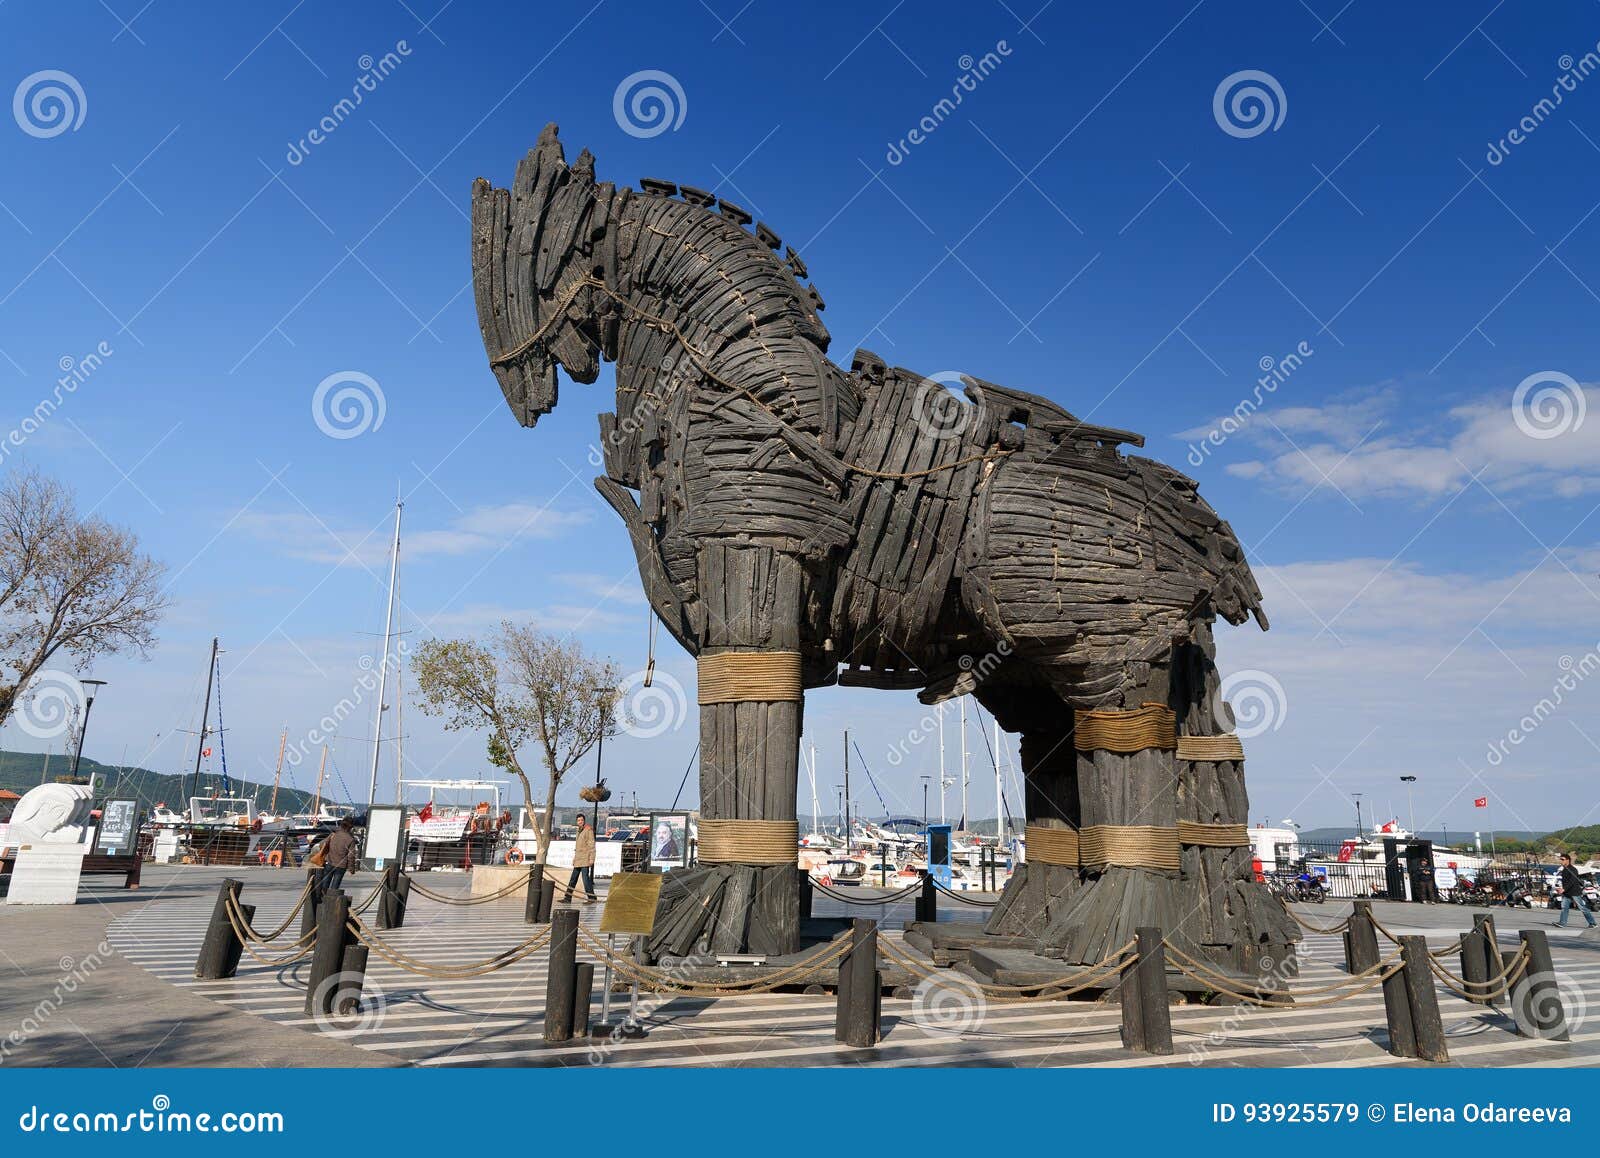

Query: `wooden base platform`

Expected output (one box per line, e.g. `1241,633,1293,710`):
902,920,1040,965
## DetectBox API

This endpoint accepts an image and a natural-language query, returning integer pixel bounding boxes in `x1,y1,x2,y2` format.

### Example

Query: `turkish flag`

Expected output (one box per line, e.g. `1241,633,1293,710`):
1474,796,1487,808
416,802,434,823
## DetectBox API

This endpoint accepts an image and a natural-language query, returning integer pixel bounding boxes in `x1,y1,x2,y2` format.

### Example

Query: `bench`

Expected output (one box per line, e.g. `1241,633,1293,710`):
0,851,142,889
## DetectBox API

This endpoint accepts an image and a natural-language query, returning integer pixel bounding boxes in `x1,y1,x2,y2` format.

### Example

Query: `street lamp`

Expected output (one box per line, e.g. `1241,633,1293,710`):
71,679,107,781
920,775,930,828
1399,775,1417,835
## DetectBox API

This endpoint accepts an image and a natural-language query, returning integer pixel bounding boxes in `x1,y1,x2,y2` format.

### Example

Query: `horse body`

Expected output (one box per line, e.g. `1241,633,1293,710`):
470,125,1295,968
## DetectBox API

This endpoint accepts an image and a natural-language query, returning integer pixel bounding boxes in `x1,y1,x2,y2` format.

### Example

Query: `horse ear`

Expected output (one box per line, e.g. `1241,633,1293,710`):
534,122,567,169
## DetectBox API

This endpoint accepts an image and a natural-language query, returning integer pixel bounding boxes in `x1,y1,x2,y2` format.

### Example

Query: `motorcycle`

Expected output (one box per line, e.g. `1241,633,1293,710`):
1291,873,1328,903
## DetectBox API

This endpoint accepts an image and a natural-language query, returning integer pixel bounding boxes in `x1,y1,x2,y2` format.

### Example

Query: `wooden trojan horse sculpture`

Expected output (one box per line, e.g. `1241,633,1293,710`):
471,125,1297,973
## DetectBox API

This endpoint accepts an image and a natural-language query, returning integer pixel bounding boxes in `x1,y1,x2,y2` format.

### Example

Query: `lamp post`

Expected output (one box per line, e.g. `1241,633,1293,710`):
1399,775,1417,835
1352,792,1364,839
71,679,107,781
589,685,614,828
920,775,930,828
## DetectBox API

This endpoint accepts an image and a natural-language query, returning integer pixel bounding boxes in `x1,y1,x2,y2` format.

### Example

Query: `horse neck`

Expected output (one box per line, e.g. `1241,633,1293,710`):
604,197,842,443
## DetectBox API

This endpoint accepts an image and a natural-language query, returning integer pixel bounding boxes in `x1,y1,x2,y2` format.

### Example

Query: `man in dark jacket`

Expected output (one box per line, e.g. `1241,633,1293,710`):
1556,853,1596,928
317,817,360,892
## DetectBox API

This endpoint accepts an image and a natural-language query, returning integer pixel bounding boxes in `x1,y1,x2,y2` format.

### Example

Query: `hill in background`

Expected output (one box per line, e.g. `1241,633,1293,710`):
0,748,327,815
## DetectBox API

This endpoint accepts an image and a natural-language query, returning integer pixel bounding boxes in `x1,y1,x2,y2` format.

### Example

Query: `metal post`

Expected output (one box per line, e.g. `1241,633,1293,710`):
70,681,105,778
366,500,403,810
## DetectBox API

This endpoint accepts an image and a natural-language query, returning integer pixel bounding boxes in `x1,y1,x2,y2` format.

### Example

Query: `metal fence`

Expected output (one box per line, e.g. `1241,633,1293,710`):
1259,837,1553,905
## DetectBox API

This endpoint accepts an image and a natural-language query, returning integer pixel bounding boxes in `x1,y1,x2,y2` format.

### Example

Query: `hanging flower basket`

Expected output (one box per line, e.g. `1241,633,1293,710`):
579,780,612,804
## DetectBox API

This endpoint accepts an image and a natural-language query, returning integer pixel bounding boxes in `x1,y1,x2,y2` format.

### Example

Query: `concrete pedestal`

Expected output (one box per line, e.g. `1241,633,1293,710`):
469,864,533,899
6,844,87,905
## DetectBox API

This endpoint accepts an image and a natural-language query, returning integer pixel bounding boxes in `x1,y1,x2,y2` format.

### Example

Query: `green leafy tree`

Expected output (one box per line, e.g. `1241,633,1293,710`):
411,622,618,864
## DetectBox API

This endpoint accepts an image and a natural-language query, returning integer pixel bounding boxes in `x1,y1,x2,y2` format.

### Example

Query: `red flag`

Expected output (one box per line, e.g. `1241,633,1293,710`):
416,802,434,823
1474,796,1487,808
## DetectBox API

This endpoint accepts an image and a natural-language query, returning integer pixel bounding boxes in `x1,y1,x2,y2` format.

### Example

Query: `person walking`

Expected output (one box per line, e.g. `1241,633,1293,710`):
317,817,360,892
1555,853,1597,928
563,813,598,904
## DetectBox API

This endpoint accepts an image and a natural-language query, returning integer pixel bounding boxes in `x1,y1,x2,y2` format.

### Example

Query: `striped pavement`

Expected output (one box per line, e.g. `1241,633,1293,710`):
105,877,1600,1068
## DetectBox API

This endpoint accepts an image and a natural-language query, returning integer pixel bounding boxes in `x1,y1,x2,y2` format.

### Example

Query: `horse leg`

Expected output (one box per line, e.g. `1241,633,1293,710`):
1173,626,1299,976
969,685,1083,941
647,542,803,959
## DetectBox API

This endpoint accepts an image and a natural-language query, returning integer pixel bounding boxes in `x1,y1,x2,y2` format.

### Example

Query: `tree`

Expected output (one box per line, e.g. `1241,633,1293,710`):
0,469,168,726
411,621,618,864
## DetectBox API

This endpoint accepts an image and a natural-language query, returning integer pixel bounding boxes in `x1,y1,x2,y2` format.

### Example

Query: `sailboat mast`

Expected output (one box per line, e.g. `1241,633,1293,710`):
807,742,819,836
843,731,851,853
938,703,946,825
269,725,287,813
187,636,219,815
366,498,403,810
993,717,1003,842
314,745,328,816
959,696,969,830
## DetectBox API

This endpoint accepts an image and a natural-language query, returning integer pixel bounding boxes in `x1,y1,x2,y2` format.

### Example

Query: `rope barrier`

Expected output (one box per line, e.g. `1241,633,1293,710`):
1073,703,1176,753
1425,944,1531,1001
1161,941,1405,1007
696,651,803,704
240,879,315,942
345,914,553,979
930,879,999,906
405,872,540,905
812,878,923,905
1280,905,1353,935
577,927,852,995
697,819,800,866
221,894,317,968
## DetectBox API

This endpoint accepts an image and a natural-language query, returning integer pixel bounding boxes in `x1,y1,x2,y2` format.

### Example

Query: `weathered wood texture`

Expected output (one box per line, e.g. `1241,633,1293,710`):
471,124,1285,963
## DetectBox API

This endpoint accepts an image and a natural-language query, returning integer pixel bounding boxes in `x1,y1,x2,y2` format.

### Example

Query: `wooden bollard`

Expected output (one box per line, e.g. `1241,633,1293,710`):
544,907,580,1043
303,890,350,1018
1345,901,1380,974
524,866,542,924
300,877,323,943
1515,929,1569,1041
1459,927,1491,1005
391,872,412,929
335,932,369,1016
799,873,813,922
537,878,557,924
376,864,400,930
1381,937,1416,1059
1120,927,1173,1055
834,918,881,1047
1399,935,1449,1062
1473,913,1500,999
571,961,595,1038
916,873,937,924
194,878,246,980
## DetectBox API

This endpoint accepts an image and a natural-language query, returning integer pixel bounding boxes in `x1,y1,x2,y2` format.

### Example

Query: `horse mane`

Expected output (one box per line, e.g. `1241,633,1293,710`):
624,176,830,350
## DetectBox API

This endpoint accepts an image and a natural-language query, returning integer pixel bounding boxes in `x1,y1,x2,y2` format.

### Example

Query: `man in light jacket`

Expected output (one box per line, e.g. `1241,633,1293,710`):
563,813,598,904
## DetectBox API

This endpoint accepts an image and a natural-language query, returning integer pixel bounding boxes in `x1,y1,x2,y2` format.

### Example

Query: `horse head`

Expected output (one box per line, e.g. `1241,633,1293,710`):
471,123,608,427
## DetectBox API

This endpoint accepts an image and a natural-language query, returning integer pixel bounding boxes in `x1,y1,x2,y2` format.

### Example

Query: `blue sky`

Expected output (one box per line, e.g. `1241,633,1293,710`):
2,0,1598,836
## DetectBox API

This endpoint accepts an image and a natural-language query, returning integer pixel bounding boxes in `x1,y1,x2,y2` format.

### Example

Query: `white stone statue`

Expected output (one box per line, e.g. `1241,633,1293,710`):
8,783,96,846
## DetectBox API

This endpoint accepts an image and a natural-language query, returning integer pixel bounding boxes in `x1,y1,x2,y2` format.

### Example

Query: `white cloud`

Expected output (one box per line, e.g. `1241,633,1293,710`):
233,501,591,568
1207,383,1600,501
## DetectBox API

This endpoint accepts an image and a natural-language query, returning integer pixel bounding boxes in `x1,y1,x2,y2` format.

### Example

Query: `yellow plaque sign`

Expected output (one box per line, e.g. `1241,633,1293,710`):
599,872,664,935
